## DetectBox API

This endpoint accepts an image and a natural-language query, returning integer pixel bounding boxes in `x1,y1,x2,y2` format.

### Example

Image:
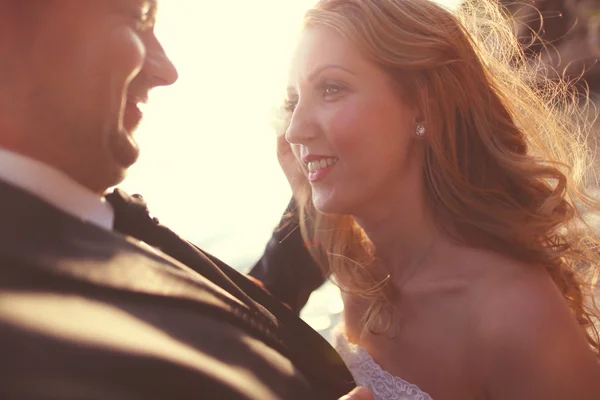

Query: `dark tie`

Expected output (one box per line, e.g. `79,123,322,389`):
104,188,268,316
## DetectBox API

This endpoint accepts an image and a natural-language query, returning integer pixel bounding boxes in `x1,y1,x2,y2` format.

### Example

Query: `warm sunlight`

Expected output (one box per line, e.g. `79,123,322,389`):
121,0,465,271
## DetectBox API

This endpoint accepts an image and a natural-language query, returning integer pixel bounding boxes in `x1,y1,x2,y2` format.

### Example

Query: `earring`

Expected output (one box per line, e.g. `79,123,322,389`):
416,125,426,137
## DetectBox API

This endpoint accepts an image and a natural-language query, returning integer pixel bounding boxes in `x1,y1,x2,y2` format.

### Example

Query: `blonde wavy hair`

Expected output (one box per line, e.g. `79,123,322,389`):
280,0,600,355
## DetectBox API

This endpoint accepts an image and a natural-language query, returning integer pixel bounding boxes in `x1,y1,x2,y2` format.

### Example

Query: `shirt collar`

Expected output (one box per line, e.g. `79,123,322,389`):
0,148,114,230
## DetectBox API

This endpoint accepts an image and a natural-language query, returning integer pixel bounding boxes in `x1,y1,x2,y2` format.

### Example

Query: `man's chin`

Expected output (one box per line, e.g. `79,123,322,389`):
109,130,140,169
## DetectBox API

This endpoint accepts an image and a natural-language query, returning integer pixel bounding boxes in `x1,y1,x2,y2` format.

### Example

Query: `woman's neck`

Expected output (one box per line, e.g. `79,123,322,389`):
353,188,442,285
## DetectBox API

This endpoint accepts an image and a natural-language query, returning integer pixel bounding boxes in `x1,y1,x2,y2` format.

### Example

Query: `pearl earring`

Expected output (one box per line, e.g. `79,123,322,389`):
416,125,426,137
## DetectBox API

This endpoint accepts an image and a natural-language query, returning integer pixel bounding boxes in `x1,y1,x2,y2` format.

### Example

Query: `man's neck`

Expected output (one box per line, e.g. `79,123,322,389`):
0,147,114,230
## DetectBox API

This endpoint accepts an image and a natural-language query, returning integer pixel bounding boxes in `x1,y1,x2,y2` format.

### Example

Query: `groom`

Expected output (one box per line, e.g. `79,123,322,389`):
0,1,367,399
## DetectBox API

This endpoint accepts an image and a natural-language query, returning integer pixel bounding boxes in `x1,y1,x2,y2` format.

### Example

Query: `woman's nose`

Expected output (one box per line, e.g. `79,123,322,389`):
285,101,318,145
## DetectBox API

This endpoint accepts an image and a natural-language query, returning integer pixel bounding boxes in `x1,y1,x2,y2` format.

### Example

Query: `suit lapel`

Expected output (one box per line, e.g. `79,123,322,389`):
0,180,247,310
0,181,357,398
103,188,356,398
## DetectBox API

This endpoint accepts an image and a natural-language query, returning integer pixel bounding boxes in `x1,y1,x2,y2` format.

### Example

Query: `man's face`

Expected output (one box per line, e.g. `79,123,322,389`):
0,0,178,193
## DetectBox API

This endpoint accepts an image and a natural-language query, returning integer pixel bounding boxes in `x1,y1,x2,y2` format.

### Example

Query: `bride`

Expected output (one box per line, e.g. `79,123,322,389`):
278,0,600,399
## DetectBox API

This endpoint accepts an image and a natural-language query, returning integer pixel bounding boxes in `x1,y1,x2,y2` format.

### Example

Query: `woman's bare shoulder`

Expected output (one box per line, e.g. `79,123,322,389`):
468,256,600,399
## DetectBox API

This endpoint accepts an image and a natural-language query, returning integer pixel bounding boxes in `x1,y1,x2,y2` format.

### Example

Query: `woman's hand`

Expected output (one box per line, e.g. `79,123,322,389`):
338,386,374,400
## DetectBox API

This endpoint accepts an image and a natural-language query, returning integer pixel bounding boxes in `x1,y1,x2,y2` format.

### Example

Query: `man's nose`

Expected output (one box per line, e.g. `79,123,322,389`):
145,39,179,87
285,101,318,146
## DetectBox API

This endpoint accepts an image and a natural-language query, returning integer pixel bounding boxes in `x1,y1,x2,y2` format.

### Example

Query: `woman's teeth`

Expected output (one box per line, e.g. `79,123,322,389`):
307,157,338,173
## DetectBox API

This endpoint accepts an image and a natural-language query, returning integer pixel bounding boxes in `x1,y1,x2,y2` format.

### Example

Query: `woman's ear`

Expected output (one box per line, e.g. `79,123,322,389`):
415,82,431,123
412,82,431,139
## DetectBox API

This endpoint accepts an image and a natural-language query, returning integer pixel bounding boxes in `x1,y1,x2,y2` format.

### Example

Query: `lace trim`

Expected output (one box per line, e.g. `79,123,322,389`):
332,327,433,400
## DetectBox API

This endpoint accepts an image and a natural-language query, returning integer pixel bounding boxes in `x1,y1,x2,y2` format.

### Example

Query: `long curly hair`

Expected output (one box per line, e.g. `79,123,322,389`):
280,0,600,355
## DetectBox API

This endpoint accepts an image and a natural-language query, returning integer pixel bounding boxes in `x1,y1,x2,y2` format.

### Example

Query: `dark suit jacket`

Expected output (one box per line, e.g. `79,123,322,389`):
249,199,327,314
105,190,355,399
0,181,342,399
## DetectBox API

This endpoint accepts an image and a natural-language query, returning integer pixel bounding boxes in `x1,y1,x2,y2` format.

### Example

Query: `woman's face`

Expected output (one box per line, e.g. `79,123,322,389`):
285,27,422,217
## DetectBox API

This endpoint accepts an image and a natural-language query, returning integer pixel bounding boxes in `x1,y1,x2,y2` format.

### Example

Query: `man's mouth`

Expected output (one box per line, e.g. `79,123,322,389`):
123,97,148,133
128,97,148,113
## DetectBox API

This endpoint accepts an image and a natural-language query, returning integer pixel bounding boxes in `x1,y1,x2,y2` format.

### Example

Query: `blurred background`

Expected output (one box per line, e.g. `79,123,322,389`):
120,0,600,339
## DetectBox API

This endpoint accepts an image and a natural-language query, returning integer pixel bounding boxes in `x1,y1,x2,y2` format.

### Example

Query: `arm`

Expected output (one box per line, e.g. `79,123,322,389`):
480,274,600,399
249,198,327,314
249,132,328,314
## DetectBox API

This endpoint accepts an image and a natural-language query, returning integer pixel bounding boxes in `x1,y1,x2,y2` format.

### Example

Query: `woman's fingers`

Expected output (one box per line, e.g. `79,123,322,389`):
337,386,374,400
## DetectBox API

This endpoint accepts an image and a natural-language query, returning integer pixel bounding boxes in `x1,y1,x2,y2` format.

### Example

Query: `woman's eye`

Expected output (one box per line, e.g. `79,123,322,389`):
283,83,343,113
325,85,341,95
322,83,344,97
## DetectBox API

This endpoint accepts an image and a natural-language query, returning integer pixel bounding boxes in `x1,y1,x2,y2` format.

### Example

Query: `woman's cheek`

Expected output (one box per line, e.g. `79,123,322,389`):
325,100,367,152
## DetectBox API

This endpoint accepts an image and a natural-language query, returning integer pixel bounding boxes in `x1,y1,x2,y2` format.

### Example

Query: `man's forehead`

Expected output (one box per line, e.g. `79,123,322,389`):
117,0,158,13
124,0,157,10
7,0,159,16
112,0,159,21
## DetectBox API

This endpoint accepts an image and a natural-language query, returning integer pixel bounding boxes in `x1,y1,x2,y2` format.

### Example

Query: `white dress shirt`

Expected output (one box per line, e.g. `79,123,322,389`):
0,148,114,230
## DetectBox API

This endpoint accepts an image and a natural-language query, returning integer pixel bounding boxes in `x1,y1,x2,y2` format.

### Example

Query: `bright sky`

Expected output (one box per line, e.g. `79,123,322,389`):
120,0,464,271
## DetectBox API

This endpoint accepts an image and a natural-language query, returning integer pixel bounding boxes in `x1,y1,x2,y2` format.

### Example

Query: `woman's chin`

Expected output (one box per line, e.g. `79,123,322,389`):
312,195,350,216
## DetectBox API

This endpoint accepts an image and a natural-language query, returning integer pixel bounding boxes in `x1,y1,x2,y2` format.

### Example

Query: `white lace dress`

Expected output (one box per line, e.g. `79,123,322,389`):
332,327,433,400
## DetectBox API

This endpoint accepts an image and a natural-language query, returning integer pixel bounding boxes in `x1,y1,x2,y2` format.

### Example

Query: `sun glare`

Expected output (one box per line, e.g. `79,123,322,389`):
121,0,463,269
